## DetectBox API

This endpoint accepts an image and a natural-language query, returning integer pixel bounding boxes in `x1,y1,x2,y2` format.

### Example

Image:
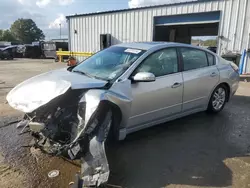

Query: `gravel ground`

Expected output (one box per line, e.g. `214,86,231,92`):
0,59,250,188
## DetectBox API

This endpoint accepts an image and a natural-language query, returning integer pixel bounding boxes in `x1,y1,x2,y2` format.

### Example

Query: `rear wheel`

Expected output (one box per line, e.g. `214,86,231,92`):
207,85,228,113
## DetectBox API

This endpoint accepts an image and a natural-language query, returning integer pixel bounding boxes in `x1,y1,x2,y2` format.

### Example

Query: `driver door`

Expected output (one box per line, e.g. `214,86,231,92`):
128,48,183,128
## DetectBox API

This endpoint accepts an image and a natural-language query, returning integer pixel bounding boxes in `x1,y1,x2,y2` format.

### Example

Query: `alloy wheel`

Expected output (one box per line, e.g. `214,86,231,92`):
212,87,226,111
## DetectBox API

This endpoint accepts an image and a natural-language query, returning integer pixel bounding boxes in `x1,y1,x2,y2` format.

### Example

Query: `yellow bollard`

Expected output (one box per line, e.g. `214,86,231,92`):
56,51,94,61
58,48,62,63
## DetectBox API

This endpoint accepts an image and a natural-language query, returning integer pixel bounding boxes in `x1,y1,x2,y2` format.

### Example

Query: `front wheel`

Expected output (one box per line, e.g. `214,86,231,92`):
207,85,228,113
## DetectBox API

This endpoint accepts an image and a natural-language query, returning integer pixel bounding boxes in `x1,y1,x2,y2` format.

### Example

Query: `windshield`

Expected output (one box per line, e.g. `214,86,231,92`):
72,46,145,81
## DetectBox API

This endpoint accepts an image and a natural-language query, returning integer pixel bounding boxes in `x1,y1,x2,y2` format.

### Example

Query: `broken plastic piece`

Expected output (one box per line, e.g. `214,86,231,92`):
29,122,45,132
70,173,84,188
82,136,110,187
16,120,29,129
48,170,60,178
20,122,30,134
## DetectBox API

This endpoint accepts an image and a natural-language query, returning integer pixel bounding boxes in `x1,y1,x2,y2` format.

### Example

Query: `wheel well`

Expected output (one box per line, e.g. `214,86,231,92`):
100,101,122,140
219,82,230,102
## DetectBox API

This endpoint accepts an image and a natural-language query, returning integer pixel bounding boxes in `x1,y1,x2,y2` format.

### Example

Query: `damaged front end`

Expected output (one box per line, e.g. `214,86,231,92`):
16,89,113,187
6,64,133,187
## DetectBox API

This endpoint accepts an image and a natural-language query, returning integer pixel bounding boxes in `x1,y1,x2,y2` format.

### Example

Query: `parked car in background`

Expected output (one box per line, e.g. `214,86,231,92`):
0,46,16,60
15,45,26,58
207,46,217,53
23,44,44,59
41,41,68,59
6,42,240,187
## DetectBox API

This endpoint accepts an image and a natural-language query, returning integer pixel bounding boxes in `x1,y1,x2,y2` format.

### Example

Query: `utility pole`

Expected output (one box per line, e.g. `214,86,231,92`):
59,23,62,39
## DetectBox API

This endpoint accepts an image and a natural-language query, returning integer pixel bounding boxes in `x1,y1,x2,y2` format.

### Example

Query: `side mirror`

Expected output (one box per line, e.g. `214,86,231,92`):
132,72,156,82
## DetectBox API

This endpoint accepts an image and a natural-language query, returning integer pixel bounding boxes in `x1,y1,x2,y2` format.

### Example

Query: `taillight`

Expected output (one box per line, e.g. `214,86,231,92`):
230,62,239,73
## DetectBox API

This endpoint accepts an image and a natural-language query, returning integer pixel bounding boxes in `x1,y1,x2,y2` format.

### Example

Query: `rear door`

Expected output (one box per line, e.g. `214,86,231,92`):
179,47,219,112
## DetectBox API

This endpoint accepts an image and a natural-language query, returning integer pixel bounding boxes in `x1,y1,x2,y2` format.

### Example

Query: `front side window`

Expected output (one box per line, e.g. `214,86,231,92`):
180,48,208,71
133,48,178,77
72,46,145,81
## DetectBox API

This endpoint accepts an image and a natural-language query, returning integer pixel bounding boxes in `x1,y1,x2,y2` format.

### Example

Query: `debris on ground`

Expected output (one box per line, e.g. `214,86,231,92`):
30,147,42,163
16,120,29,129
48,170,60,178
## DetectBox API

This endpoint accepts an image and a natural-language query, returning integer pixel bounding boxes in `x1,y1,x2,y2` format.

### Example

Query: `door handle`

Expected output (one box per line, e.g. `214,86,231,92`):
171,82,182,88
210,72,217,77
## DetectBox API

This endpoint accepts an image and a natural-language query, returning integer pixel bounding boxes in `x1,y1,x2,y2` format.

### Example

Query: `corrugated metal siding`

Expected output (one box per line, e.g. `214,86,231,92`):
69,0,250,57
246,55,250,73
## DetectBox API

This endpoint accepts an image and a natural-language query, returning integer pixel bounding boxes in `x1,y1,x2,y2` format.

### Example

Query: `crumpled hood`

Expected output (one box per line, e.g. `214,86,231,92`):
6,68,108,113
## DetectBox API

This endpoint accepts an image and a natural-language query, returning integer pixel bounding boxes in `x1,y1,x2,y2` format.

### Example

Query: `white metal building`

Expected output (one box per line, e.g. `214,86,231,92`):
67,0,250,73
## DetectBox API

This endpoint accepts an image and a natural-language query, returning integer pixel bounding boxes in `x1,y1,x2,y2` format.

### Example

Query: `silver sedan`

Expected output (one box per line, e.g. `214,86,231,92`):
6,42,240,186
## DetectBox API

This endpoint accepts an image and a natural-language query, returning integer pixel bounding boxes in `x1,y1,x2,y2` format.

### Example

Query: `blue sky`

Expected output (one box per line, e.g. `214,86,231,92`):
68,0,129,14
0,0,194,39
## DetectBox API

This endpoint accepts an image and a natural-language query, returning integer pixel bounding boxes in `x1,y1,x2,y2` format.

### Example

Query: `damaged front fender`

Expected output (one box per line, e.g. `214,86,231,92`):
79,110,112,187
71,79,132,187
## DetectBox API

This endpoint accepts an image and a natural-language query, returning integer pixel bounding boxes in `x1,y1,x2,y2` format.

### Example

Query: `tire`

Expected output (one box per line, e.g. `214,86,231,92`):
102,109,119,146
96,109,113,142
207,84,228,113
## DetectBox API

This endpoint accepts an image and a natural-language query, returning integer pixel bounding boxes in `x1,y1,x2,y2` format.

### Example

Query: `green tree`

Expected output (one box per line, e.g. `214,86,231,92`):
204,40,217,47
0,30,3,40
0,30,16,41
10,18,45,43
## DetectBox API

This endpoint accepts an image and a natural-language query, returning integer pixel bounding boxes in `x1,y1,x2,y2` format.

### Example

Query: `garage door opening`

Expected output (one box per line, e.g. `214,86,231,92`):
153,11,220,48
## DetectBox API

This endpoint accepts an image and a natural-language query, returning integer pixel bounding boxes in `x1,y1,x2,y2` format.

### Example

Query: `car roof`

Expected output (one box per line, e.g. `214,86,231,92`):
115,42,204,51
115,42,171,50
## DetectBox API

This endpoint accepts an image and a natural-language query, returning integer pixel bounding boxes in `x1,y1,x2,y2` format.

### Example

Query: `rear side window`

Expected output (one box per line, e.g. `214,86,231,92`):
180,48,208,71
207,53,215,66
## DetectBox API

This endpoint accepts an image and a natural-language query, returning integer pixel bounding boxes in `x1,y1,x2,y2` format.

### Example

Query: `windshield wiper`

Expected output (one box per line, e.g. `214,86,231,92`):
93,75,110,81
73,70,109,81
73,70,93,78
